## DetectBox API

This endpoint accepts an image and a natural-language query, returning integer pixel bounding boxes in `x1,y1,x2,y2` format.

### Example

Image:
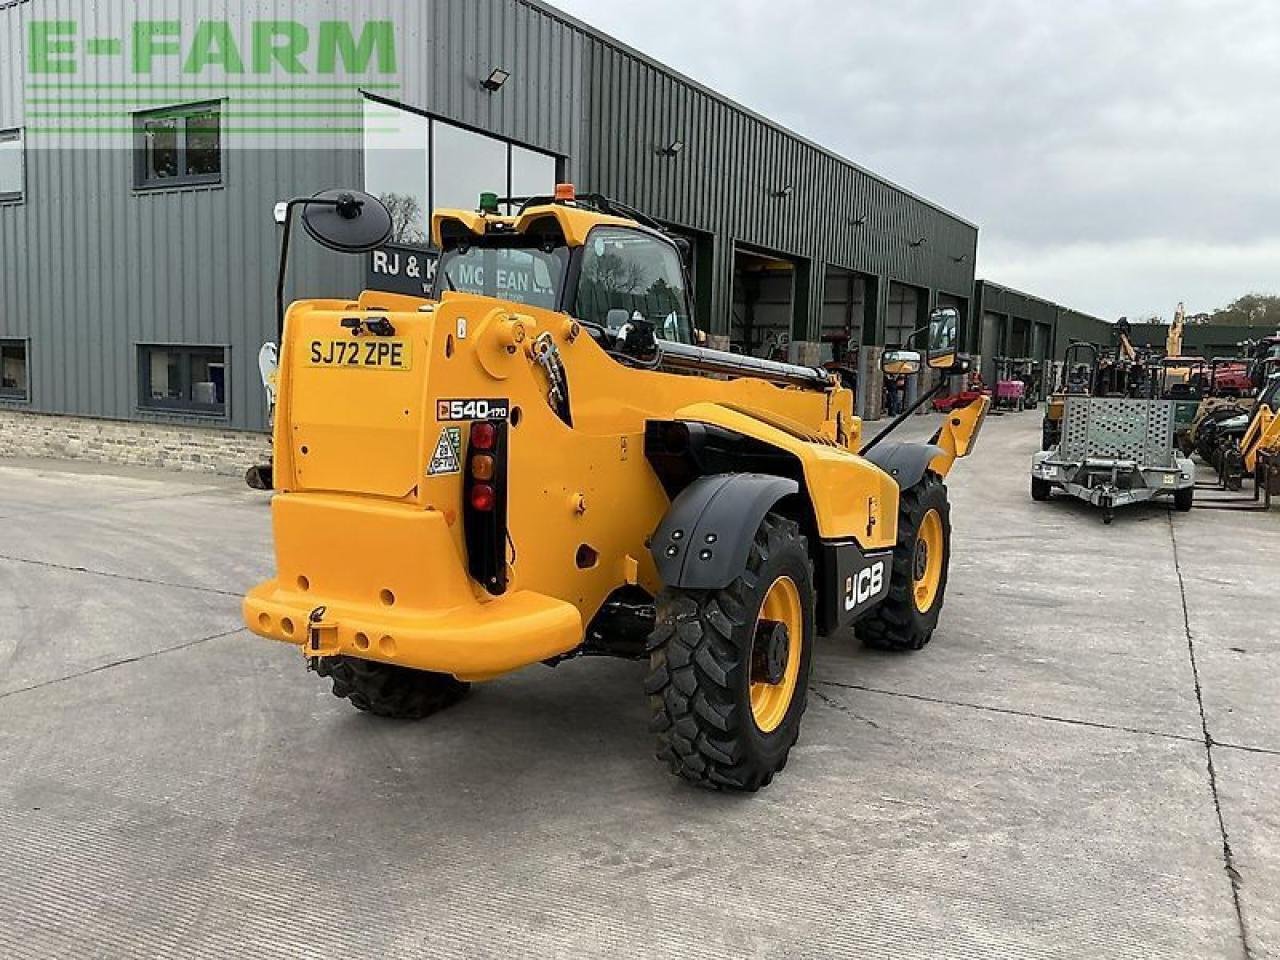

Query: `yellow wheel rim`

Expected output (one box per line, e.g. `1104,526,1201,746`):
749,576,803,733
912,509,945,614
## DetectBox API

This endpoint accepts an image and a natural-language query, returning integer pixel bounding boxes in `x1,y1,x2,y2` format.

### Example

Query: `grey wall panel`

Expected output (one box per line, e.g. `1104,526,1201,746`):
1,143,359,430
975,281,1109,361
0,2,27,127
570,24,977,337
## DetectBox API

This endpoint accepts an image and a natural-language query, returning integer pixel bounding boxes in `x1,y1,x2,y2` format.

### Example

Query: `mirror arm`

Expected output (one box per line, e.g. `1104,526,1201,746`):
860,377,948,455
274,196,347,342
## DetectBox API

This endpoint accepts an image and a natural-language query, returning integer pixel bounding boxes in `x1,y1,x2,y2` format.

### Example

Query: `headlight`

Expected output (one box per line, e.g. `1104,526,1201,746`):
1220,415,1250,430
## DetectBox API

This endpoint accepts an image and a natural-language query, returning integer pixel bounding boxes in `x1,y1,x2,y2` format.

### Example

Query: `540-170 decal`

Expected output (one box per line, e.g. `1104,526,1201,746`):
436,398,510,422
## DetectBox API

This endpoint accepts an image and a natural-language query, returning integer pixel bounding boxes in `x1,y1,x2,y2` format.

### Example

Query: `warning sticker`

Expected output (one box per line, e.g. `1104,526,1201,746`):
428,427,463,476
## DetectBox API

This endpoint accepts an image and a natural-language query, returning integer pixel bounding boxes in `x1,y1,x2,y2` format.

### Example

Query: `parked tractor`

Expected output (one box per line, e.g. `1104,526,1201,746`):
242,186,989,791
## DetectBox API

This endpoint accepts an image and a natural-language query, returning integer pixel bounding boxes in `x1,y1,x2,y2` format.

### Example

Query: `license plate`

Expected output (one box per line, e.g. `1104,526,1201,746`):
306,338,412,370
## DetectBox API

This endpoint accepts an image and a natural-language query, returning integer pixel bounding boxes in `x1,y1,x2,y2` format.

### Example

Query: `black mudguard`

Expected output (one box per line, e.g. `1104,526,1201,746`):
651,473,798,590
862,440,944,489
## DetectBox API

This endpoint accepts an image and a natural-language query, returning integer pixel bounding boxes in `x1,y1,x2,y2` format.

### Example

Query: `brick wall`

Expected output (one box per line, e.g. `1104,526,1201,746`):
0,410,270,477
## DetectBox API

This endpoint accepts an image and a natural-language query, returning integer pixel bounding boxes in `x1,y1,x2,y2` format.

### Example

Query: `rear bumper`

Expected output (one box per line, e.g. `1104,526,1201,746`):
244,583,583,682
242,493,583,681
1032,452,1195,504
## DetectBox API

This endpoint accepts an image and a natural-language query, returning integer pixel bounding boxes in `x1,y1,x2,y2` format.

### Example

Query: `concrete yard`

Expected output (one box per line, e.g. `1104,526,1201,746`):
0,413,1275,960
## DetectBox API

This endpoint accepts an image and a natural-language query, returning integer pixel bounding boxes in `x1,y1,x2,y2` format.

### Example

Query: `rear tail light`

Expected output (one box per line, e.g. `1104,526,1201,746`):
469,483,496,512
471,421,497,450
464,419,508,594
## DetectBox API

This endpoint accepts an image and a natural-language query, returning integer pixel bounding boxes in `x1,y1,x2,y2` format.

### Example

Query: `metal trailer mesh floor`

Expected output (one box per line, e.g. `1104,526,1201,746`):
1061,397,1176,467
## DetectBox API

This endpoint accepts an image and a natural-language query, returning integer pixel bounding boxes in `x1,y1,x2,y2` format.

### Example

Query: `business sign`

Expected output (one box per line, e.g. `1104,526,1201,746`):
367,244,438,298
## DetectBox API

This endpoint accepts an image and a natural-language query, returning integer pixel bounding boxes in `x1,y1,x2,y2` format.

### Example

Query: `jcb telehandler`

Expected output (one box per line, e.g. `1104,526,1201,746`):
244,186,988,791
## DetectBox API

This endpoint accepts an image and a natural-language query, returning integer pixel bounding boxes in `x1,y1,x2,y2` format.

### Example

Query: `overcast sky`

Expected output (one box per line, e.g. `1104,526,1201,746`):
551,0,1279,321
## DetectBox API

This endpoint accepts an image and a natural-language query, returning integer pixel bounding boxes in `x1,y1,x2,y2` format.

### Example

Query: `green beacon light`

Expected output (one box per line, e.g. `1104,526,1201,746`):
479,191,500,214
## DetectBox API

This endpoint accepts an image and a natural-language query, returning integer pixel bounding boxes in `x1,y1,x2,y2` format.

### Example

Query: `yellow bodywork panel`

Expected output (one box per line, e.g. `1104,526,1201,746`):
431,203,636,250
929,396,992,476
246,292,880,681
244,199,990,684
1242,404,1279,473
672,401,897,547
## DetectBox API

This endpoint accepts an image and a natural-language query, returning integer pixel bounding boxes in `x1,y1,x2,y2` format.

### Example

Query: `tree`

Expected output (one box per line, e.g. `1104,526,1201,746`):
1202,293,1280,326
378,192,426,246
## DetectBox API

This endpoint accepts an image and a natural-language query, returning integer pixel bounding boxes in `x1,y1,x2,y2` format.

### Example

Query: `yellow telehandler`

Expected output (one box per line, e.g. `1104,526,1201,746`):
243,186,989,790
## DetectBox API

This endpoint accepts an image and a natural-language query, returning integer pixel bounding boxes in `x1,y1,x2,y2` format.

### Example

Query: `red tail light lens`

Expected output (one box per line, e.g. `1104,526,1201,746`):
471,422,497,451
469,483,496,512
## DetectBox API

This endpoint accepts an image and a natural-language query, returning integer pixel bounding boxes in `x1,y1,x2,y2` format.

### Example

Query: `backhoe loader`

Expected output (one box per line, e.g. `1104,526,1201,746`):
243,186,988,791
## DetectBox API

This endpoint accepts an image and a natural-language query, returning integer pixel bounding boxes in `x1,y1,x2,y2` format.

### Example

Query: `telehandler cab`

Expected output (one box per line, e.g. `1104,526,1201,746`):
244,186,989,791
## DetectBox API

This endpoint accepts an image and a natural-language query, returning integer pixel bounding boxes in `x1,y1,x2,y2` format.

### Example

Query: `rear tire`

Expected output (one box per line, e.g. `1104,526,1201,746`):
314,656,470,720
856,473,951,652
1174,485,1194,512
645,513,814,791
1031,476,1053,502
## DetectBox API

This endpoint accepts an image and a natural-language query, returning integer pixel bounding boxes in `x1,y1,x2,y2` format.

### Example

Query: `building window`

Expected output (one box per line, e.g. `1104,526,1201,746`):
363,99,559,246
138,345,227,416
0,129,23,202
135,102,222,189
0,340,28,400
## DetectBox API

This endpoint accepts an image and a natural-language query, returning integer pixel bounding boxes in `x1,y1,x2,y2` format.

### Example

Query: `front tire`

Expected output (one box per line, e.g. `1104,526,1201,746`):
314,656,470,720
1031,476,1053,501
856,473,952,652
646,513,815,791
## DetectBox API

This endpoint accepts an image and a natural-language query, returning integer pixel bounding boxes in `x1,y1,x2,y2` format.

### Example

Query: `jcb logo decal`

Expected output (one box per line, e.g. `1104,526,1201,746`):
845,561,886,612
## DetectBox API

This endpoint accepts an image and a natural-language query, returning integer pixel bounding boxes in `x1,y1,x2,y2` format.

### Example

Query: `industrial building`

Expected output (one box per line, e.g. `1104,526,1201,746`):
1,0,1118,458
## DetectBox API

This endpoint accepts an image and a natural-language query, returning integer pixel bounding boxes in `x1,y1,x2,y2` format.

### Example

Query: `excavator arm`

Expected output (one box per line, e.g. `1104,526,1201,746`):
1242,403,1279,473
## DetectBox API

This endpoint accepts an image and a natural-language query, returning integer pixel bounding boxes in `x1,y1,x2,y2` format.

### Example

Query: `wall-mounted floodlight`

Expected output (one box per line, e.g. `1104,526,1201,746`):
772,185,794,198
850,214,868,226
482,68,511,92
655,139,685,157
909,236,928,248
950,254,968,264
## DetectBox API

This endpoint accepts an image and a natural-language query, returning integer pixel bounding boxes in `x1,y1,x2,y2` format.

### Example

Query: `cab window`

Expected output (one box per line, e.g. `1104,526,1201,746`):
435,243,567,311
574,227,693,344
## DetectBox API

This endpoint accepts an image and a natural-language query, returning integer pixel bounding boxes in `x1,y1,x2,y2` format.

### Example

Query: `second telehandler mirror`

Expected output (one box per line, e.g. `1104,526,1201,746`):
881,349,923,377
927,307,960,370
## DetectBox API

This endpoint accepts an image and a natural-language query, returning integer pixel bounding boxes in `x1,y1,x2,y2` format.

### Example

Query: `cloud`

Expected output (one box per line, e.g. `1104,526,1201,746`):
980,237,1280,321
550,0,1280,318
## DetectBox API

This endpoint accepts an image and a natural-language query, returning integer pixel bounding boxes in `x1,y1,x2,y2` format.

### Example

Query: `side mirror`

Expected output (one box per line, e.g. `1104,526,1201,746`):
274,188,395,340
926,307,962,370
881,349,922,376
301,189,394,254
605,308,631,332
